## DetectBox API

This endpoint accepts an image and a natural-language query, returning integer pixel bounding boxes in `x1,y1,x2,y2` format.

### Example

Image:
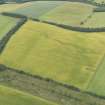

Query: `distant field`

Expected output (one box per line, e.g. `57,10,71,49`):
0,15,18,40
0,85,57,105
94,0,105,4
82,12,105,27
40,2,94,27
0,2,32,12
7,1,105,29
1,20,105,89
12,1,66,18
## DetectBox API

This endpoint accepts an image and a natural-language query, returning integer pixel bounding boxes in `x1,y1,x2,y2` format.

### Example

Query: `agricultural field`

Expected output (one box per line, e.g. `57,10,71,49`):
1,20,105,89
0,15,18,40
87,51,105,96
1,0,105,105
40,2,95,27
0,85,57,105
12,1,66,18
82,12,105,27
94,0,105,4
7,1,105,28
0,2,33,13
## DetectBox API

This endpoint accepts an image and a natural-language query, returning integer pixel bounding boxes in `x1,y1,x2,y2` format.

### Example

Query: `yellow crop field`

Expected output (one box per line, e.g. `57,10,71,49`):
1,20,105,89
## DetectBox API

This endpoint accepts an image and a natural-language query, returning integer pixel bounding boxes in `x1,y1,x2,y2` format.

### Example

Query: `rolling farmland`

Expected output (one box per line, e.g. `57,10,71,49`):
7,1,105,29
1,20,105,89
1,0,105,105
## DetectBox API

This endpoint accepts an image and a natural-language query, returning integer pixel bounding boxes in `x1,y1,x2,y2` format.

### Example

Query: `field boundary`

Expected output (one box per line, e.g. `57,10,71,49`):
0,64,105,105
2,0,105,7
1,11,105,105
3,12,105,33
86,53,105,90
0,14,27,53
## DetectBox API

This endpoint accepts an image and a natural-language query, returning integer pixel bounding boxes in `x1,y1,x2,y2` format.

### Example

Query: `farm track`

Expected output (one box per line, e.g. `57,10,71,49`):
0,65,105,105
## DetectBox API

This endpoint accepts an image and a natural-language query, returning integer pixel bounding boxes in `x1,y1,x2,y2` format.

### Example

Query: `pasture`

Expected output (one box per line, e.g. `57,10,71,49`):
10,1,105,28
1,20,105,89
82,12,105,27
40,2,95,27
0,15,18,40
12,1,66,18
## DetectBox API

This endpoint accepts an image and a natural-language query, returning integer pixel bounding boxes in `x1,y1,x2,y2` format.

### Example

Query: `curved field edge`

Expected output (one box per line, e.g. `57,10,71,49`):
1,1,105,104
1,20,105,89
0,85,58,105
39,2,95,27
4,2,105,32
0,14,27,53
1,13,104,102
0,15,18,41
3,11,105,33
39,2,105,29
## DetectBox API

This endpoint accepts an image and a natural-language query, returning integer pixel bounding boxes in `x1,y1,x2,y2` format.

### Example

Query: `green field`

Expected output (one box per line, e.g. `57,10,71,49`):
94,0,105,4
87,52,105,96
10,1,105,28
82,12,105,27
5,1,105,29
0,15,18,40
40,2,95,27
12,1,66,18
1,20,105,89
0,85,57,105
